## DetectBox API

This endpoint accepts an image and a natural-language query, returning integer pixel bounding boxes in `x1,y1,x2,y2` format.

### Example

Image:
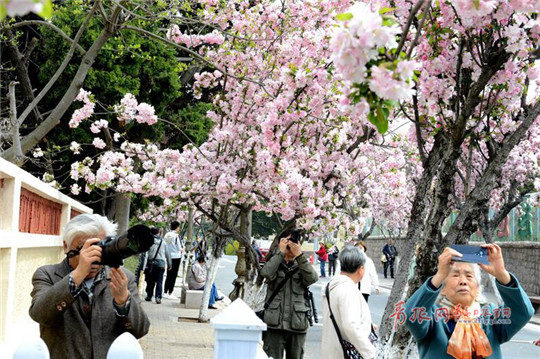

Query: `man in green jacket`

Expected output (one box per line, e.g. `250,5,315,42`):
260,230,318,359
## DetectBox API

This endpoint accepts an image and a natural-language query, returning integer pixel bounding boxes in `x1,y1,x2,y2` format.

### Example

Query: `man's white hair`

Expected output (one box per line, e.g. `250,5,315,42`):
63,214,117,248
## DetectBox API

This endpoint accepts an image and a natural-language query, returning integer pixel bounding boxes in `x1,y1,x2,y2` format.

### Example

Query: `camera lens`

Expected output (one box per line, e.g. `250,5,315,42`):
99,225,154,267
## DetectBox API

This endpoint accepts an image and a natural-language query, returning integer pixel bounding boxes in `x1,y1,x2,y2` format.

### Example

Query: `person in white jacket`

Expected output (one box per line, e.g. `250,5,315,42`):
321,246,376,359
356,240,380,303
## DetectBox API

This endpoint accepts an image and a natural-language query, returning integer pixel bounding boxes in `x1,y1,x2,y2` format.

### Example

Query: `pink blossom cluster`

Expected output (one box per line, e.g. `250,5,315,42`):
113,93,158,125
330,2,418,103
69,89,95,128
90,119,109,134
166,25,224,47
3,0,46,17
192,71,223,99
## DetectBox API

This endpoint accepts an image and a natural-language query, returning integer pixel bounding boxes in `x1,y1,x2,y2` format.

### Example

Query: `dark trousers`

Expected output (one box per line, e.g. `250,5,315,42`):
145,267,165,300
328,259,337,276
164,258,181,294
362,293,370,303
263,328,306,359
384,258,395,278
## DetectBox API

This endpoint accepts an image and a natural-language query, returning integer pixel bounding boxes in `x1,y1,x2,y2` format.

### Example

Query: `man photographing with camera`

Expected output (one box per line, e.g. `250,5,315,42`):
260,229,318,359
29,214,150,359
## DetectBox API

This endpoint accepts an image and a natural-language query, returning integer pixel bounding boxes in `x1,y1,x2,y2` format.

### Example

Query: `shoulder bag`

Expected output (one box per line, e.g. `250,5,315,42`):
144,239,163,275
325,283,377,359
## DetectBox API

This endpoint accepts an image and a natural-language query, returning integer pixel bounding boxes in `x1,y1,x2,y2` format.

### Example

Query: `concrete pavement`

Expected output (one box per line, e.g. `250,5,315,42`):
138,275,230,359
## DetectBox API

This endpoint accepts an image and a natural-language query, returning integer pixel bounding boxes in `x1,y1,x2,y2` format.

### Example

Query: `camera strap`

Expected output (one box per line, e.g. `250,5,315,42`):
263,266,299,311
150,239,163,263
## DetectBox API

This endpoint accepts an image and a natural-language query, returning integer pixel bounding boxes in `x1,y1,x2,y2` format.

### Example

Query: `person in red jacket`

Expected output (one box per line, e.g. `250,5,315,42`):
316,244,328,278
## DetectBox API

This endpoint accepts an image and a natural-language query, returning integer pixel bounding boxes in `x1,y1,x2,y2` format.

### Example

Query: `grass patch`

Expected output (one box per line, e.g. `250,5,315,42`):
123,255,139,273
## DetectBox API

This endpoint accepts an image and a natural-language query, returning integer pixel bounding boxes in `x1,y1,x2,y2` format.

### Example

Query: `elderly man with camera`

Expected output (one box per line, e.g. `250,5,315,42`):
29,214,150,359
260,230,318,359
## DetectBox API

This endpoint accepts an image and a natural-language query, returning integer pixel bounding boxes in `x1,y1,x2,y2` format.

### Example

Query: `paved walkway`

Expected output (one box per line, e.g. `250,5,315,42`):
138,277,229,359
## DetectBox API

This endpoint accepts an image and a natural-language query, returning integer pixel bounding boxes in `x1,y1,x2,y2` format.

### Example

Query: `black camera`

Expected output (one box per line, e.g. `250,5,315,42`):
290,230,301,243
94,224,154,267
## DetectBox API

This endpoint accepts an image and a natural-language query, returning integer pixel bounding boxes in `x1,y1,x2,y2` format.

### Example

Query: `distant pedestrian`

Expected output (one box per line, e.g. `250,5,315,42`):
328,244,339,276
187,254,222,309
143,228,171,304
252,240,263,261
382,238,398,279
355,241,379,303
163,221,183,299
316,243,328,278
260,230,318,359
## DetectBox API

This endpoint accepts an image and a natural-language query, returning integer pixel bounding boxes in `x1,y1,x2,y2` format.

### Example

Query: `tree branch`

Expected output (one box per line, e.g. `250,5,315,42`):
9,82,24,165
1,1,114,162
8,20,86,55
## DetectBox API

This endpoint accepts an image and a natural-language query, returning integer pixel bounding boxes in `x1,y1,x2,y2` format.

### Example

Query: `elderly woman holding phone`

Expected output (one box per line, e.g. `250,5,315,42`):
405,244,534,359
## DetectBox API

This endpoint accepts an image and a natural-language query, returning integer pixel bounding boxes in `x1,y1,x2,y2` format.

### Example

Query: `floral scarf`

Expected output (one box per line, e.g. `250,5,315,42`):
439,296,493,359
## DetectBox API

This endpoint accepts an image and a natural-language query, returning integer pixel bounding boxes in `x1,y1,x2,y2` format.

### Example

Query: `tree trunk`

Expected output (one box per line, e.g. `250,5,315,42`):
183,206,195,284
198,254,220,322
111,192,131,234
378,134,446,343
8,81,24,166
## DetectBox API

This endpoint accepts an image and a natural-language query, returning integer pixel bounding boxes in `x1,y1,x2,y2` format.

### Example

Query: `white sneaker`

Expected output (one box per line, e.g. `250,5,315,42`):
168,293,179,300
162,293,171,299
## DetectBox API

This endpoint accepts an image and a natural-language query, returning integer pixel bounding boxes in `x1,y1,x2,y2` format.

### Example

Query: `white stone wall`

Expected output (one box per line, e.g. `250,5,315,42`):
0,157,91,354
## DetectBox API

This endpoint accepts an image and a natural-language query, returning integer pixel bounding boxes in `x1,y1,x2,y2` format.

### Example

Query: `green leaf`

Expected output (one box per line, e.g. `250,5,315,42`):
39,0,53,19
472,0,480,10
368,105,388,134
335,13,353,21
382,17,396,26
0,5,6,20
383,100,398,107
379,7,395,15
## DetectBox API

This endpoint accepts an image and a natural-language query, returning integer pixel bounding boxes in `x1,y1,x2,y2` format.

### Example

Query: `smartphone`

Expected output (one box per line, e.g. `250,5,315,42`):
450,244,489,265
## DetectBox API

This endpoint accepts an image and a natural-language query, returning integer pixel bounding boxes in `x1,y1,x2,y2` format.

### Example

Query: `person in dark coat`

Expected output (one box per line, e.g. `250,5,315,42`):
29,214,150,359
260,230,318,359
382,238,398,278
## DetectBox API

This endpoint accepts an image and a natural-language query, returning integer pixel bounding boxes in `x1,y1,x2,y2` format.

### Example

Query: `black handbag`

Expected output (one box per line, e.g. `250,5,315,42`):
144,239,162,275
325,283,377,359
256,266,300,320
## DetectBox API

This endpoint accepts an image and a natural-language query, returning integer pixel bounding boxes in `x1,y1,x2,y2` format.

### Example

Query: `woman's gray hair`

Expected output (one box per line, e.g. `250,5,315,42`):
63,214,117,248
339,245,366,273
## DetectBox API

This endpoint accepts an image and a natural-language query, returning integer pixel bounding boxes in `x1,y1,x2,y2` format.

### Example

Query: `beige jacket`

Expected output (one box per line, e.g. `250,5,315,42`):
322,274,376,359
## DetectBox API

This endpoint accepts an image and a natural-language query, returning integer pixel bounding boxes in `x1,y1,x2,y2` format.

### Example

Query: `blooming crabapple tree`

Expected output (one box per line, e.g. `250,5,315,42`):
330,0,540,354
67,0,417,317
70,0,417,247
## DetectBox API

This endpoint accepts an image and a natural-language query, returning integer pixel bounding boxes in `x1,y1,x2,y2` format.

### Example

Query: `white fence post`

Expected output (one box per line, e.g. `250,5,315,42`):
211,298,268,359
106,332,144,359
13,338,49,359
